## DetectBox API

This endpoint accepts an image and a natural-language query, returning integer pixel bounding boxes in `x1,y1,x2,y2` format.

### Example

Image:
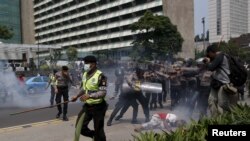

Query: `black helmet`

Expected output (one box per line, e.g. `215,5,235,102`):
53,69,58,74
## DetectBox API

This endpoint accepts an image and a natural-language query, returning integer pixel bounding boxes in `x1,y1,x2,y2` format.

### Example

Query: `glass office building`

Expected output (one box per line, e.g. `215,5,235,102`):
0,0,21,44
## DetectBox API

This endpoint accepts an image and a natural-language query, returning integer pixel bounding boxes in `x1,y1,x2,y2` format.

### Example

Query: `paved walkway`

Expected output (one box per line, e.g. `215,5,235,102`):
0,106,168,141
0,97,249,141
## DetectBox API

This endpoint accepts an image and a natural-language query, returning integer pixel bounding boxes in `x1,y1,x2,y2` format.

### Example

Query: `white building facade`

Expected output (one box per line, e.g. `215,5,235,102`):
33,0,163,54
33,0,194,58
209,0,249,43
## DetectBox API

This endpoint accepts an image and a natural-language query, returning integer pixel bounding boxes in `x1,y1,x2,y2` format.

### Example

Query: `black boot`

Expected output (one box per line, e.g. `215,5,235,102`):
107,120,112,126
63,115,69,121
159,103,163,108
131,119,139,124
115,115,122,121
56,112,61,118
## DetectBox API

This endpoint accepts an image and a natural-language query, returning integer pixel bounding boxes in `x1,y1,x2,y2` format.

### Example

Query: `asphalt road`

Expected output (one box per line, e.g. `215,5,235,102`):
0,82,117,128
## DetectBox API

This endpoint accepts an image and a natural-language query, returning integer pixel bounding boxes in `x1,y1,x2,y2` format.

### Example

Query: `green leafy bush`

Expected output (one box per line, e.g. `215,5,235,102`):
132,104,250,141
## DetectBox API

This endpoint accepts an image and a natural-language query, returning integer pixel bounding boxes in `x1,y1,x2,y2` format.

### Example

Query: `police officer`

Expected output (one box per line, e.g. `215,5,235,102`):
46,69,57,106
107,87,139,126
71,55,108,141
107,66,139,126
126,67,150,122
169,64,182,110
113,64,125,97
54,66,73,121
196,63,212,118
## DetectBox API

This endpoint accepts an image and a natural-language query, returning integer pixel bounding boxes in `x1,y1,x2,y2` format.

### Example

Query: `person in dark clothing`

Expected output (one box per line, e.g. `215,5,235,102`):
54,66,73,121
107,89,139,126
114,65,125,97
126,68,150,122
237,85,245,101
10,62,16,72
107,66,139,126
181,60,212,118
150,73,163,109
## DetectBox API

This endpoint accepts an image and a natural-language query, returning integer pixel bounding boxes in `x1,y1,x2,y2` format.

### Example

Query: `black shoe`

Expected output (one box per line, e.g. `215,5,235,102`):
145,118,150,122
159,104,163,108
131,120,139,124
63,115,69,121
56,112,61,118
107,120,112,126
115,115,122,121
154,105,158,109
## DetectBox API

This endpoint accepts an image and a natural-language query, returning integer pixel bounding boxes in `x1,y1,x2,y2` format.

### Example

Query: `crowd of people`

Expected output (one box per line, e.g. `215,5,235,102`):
42,44,249,141
106,44,248,133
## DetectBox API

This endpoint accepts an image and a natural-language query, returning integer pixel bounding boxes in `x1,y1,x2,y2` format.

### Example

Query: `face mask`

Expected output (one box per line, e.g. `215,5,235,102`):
84,64,91,72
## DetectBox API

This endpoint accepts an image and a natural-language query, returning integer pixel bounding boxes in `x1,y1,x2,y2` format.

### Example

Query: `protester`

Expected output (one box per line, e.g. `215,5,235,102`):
204,44,238,117
134,112,186,132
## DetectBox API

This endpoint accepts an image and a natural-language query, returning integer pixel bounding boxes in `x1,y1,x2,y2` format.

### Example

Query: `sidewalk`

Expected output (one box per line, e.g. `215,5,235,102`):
0,106,168,141
1,98,249,141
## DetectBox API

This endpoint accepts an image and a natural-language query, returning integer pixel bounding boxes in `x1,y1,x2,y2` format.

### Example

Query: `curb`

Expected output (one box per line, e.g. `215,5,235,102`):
0,109,113,134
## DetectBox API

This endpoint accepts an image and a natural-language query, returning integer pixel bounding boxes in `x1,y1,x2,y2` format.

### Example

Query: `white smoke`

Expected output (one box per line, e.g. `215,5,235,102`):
0,61,50,108
171,92,200,123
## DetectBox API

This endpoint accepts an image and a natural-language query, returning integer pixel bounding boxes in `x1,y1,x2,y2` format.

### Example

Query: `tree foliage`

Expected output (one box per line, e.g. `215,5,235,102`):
46,49,62,69
0,25,14,40
66,47,78,61
208,40,250,63
194,30,209,42
130,11,183,61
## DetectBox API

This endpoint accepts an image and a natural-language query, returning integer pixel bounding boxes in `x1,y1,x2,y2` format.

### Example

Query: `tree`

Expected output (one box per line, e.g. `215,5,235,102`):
194,35,201,42
66,47,78,61
66,47,78,68
214,40,250,63
195,49,204,59
47,49,62,69
130,11,184,61
0,25,14,40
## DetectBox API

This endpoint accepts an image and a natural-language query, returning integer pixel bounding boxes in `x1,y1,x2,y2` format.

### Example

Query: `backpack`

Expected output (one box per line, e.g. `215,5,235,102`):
224,54,247,87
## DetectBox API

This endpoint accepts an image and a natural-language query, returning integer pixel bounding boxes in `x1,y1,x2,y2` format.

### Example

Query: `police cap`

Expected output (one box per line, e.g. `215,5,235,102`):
83,55,97,63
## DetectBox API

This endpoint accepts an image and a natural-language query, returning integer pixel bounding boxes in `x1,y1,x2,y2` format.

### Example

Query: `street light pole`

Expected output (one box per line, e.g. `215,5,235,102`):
202,17,206,55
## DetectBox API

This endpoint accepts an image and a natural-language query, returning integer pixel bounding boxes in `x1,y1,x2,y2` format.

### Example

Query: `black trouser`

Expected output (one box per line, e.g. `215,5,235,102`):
145,93,151,105
150,93,163,108
170,85,182,110
50,86,56,105
114,83,122,94
162,90,167,102
135,92,150,119
186,82,198,117
108,92,138,122
117,96,138,121
77,101,108,141
162,80,168,102
55,86,69,115
108,96,127,122
197,87,210,117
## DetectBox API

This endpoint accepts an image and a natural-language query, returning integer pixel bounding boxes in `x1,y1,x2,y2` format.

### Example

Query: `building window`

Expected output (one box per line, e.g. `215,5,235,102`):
216,0,222,35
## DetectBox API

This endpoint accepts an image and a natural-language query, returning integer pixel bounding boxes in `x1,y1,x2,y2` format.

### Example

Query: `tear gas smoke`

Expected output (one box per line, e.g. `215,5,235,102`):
0,61,50,108
171,92,200,122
